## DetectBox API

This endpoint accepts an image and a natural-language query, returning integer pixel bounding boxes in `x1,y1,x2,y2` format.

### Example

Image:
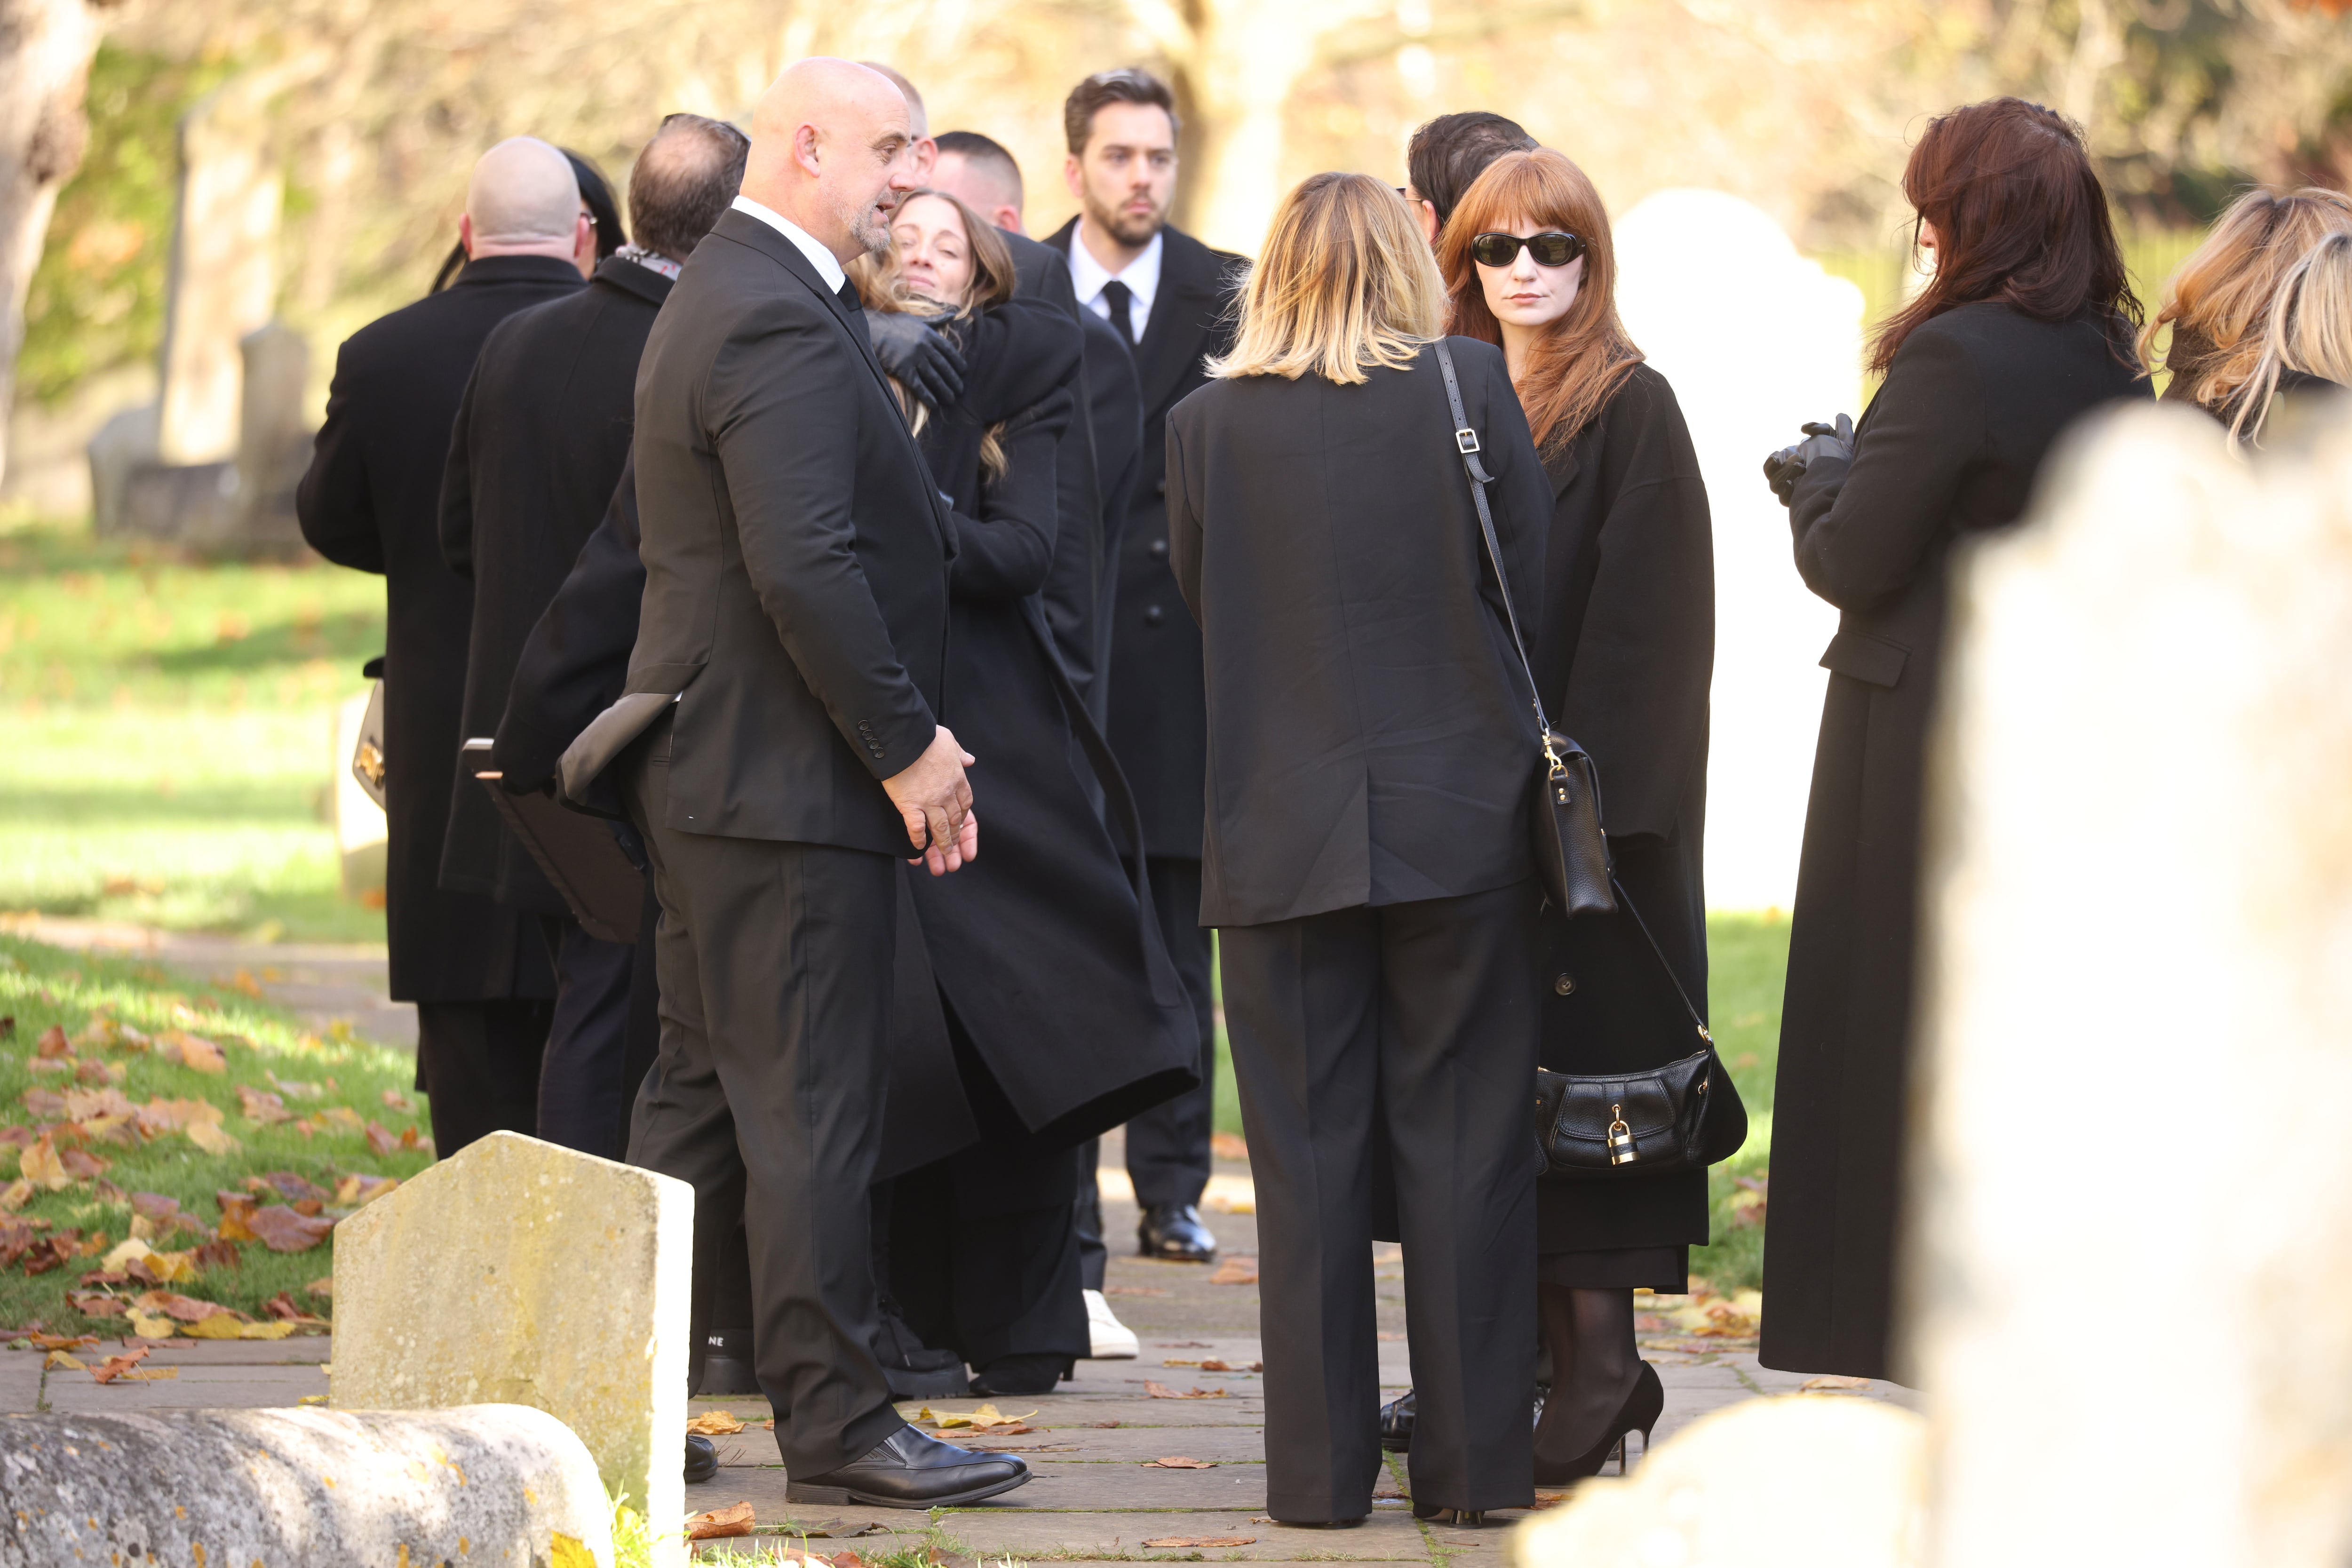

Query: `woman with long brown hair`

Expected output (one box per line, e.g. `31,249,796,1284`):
1758,98,2149,1382
2139,186,2352,421
1378,146,1716,1483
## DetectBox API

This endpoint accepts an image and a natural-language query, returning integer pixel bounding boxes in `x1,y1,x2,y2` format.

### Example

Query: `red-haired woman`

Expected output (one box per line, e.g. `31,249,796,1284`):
1759,99,2149,1381
1403,147,1716,1484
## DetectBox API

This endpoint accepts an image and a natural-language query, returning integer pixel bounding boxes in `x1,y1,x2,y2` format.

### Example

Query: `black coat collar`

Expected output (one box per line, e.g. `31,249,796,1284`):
451,254,588,290
592,254,673,308
1047,219,1239,414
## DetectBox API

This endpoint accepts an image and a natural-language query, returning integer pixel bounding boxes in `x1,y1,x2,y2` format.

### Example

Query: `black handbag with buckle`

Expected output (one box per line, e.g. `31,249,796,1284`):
1532,875,1749,1179
1430,338,1614,920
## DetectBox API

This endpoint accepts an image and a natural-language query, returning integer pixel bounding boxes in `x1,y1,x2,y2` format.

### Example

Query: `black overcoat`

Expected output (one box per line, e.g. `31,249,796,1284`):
905,298,1200,1144
1166,339,1548,928
438,256,672,908
1530,364,1718,1255
1760,302,2148,1379
1044,220,1246,859
1077,311,1144,727
295,254,583,1003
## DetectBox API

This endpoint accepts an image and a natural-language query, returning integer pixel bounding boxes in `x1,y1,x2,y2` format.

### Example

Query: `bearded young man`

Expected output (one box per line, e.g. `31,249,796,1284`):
1043,69,1246,1269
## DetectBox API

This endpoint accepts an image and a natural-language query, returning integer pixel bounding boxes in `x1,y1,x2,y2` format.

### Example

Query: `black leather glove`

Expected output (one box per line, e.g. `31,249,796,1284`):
866,310,965,409
1762,414,1856,507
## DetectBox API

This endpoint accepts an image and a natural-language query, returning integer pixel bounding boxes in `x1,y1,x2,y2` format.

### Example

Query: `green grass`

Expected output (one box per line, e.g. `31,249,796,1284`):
0,521,387,942
0,932,429,1334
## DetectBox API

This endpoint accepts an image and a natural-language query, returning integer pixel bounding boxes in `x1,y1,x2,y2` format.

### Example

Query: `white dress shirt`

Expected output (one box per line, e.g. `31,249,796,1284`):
730,194,847,294
1067,221,1164,345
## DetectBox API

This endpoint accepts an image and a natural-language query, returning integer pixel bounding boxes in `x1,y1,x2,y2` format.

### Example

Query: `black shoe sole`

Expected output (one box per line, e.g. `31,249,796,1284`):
1137,1243,1218,1263
696,1354,763,1397
884,1364,972,1400
786,1466,1032,1509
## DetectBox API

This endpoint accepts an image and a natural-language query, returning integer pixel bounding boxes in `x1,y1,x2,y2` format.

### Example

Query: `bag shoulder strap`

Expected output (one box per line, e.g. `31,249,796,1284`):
1431,337,1552,740
1609,873,1712,1045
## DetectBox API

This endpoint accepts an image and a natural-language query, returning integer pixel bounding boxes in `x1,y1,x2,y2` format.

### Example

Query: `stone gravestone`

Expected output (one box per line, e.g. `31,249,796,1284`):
334,1131,693,1564
1613,191,1862,911
179,320,311,555
1906,399,2352,1562
156,79,282,467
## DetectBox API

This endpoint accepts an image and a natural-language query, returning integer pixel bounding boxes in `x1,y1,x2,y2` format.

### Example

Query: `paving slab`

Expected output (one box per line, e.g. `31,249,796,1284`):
940,1507,1432,1561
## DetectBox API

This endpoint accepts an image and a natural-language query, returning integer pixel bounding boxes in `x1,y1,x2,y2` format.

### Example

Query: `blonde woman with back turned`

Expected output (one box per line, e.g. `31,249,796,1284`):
2140,185,2352,418
2226,230,2352,443
1165,172,1551,1528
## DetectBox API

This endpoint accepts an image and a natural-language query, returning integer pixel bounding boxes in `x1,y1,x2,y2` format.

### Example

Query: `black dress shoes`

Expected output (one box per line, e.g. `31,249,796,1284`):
785,1423,1031,1508
1138,1202,1218,1262
874,1293,969,1400
685,1433,718,1485
696,1325,762,1397
969,1352,1067,1396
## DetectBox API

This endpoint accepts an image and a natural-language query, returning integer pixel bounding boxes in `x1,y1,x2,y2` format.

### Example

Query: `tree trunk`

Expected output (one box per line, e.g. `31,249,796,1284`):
0,0,113,490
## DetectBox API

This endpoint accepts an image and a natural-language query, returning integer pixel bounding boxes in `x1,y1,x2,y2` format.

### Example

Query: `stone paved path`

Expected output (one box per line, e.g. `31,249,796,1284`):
0,918,1917,1557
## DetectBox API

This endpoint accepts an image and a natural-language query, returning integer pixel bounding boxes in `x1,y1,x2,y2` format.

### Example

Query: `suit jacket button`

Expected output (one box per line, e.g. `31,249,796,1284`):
1149,538,1168,559
1144,604,1165,626
1554,973,1576,996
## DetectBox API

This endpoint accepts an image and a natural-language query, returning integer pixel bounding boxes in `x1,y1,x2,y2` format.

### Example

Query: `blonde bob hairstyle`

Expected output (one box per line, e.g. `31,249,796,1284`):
2140,186,2352,414
2230,230,2352,444
1208,172,1445,384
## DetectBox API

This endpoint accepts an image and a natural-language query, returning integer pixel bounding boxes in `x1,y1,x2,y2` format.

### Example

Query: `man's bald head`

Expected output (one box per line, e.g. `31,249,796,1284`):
743,58,920,264
466,137,580,245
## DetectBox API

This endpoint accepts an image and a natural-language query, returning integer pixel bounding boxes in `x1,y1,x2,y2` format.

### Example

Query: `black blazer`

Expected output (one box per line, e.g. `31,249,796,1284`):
1044,220,1246,858
591,209,955,853
1167,339,1548,928
1762,301,2148,1380
437,256,672,907
1076,310,1144,727
295,253,584,1002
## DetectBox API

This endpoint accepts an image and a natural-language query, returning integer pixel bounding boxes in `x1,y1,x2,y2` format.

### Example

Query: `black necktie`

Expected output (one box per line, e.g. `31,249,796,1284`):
838,277,874,350
1101,279,1137,348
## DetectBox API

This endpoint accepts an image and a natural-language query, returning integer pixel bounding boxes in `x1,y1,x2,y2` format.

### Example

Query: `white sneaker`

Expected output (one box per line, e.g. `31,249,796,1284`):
1084,1288,1139,1360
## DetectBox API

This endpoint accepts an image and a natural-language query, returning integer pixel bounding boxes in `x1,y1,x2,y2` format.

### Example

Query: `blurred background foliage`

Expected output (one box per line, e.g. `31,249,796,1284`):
17,0,2352,418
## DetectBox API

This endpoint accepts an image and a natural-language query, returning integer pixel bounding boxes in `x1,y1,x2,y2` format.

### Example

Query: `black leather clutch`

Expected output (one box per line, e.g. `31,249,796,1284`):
1533,877,1749,1180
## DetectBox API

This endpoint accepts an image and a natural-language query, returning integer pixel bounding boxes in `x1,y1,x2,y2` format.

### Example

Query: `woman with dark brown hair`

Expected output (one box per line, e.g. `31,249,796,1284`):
1758,98,2149,1382
1373,146,1716,1483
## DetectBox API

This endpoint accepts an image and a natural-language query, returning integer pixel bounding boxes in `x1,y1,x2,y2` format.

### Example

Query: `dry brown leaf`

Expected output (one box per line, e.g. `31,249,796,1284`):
685,1410,746,1435
1141,1538,1255,1549
684,1501,755,1540
64,1291,126,1318
1208,1257,1258,1286
381,1089,412,1112
1162,1359,1201,1367
304,1276,333,1298
0,1178,32,1212
44,1350,86,1370
156,1031,227,1074
364,1120,398,1156
34,1026,71,1059
117,1367,177,1381
1799,1375,1872,1393
18,1134,72,1191
261,1291,330,1327
215,1192,259,1242
57,1146,109,1180
186,1121,239,1156
1148,1456,1217,1469
1143,1381,1229,1400
236,1086,292,1124
1209,1131,1249,1161
88,1345,152,1382
244,1205,334,1253
121,1310,177,1340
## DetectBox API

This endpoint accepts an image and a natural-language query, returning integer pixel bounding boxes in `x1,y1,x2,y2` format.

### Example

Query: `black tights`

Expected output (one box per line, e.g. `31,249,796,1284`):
1532,1284,1639,1467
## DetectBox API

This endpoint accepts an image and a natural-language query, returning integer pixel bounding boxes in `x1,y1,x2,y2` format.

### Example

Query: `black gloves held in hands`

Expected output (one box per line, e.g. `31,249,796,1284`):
1763,413,1855,507
866,310,966,409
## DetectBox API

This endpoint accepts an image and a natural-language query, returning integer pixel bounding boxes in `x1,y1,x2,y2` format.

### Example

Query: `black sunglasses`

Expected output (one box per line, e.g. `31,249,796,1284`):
1469,230,1587,269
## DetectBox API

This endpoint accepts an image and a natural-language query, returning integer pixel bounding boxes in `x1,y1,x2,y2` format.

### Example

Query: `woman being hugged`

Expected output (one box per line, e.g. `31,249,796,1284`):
1759,98,2149,1383
1166,172,1551,1527
1435,147,1716,1482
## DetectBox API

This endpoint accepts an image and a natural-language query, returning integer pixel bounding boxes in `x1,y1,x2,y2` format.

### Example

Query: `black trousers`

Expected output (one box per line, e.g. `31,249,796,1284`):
414,999,550,1156
535,914,641,1160
623,729,904,1475
1221,881,1539,1520
1123,854,1216,1209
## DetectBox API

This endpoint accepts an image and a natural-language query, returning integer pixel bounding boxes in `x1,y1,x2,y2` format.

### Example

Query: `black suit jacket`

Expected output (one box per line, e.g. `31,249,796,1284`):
1044,220,1245,858
1167,339,1548,928
438,256,672,906
295,253,584,1002
577,209,953,853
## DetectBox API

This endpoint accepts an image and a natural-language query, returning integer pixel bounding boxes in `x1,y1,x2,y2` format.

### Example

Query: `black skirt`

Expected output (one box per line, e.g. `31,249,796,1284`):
1535,1244,1687,1293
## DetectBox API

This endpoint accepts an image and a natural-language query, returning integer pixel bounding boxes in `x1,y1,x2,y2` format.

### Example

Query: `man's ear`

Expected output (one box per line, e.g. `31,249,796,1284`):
459,213,478,260
1416,199,1439,247
1063,152,1085,201
795,121,825,177
994,205,1025,237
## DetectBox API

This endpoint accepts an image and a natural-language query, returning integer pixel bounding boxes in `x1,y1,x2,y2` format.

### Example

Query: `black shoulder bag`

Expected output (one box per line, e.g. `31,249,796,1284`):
1430,338,1748,1181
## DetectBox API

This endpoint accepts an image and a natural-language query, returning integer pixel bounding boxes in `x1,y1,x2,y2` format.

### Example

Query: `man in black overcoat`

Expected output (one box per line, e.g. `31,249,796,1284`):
296,136,593,1155
437,114,749,1162
1043,69,1246,1265
555,58,1025,1508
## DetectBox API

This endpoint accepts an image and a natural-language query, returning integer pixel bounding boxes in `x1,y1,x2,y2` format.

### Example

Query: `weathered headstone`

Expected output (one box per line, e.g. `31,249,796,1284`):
1906,399,2352,1562
1510,1396,1927,1567
334,1131,693,1564
156,79,282,467
179,319,311,555
84,402,159,538
0,1404,610,1568
1614,190,1862,910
